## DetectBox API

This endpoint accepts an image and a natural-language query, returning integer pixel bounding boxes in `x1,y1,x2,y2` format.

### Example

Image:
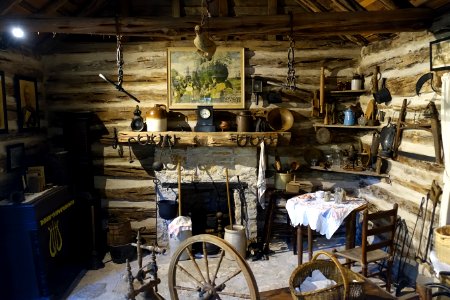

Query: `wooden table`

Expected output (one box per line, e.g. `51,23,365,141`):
286,193,367,265
260,279,396,299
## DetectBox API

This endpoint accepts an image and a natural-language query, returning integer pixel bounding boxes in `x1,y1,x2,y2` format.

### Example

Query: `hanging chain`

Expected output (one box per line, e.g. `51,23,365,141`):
115,16,124,87
116,34,124,87
200,0,213,26
285,12,296,90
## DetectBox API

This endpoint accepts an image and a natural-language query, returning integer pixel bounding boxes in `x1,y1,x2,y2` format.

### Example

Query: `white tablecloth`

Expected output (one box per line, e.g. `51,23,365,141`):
286,193,367,239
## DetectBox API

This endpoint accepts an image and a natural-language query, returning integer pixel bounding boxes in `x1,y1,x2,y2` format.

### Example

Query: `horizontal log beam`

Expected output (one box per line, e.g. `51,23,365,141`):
0,8,434,38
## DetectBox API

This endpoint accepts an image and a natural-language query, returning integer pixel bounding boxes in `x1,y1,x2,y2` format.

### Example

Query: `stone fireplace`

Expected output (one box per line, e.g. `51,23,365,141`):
154,147,259,246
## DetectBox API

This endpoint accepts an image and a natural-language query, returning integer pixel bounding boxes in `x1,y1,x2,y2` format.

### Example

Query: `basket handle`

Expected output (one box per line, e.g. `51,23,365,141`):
312,251,350,299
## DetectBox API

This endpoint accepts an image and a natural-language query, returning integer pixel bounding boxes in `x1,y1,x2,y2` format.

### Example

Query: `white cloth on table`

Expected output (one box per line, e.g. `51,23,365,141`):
296,269,337,293
285,193,366,239
168,216,192,237
430,250,450,276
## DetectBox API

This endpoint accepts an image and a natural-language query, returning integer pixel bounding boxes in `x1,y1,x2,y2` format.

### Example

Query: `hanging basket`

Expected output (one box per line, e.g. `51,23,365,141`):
289,251,365,300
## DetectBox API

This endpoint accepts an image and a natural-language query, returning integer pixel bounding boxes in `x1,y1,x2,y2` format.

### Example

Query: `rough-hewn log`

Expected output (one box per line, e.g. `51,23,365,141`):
0,9,433,37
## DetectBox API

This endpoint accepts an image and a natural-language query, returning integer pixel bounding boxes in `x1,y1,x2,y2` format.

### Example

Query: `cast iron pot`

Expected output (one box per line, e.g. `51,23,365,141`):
158,200,178,220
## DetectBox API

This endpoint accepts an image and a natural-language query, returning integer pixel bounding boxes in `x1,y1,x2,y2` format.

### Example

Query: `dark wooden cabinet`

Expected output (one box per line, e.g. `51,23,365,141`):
0,186,89,300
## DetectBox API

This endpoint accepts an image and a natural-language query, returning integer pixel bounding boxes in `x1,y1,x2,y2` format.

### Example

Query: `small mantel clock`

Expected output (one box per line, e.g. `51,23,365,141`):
194,105,216,132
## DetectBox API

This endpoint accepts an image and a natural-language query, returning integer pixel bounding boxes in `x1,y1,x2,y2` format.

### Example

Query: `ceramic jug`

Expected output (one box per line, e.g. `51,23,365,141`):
146,104,167,132
343,108,355,126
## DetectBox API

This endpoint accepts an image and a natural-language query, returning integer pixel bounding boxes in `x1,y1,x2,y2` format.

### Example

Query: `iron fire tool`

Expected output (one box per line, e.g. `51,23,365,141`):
423,180,442,262
416,192,430,262
394,196,426,295
237,176,249,238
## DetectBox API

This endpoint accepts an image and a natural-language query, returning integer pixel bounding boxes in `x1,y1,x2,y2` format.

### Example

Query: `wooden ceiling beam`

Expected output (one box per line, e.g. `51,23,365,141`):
0,0,23,15
38,0,69,15
0,8,434,38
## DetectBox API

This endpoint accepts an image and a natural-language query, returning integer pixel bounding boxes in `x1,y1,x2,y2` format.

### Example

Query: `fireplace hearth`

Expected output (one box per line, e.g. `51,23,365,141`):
161,182,248,236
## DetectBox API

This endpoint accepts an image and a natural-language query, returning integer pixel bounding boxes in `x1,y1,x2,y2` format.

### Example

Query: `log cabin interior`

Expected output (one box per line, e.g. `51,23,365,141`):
0,0,449,299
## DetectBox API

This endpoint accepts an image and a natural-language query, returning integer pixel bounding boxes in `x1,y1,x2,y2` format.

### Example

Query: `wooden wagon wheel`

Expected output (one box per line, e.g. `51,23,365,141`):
168,234,259,300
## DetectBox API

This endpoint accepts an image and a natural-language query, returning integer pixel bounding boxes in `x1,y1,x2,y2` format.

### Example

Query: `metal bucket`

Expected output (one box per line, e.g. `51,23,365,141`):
158,200,178,220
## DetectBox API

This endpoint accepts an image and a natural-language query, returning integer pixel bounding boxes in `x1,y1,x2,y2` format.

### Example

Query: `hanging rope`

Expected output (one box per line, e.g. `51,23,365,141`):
285,12,297,91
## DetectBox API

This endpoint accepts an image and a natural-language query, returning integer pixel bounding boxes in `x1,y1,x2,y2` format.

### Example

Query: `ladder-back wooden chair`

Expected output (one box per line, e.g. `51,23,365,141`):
333,203,398,292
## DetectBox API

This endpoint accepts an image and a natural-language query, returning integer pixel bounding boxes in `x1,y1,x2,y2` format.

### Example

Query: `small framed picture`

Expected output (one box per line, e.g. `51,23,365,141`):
430,36,450,71
6,143,25,172
0,71,7,133
14,75,39,131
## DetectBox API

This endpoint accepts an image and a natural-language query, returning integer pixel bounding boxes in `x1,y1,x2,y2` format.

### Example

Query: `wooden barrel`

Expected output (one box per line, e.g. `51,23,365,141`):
107,220,133,246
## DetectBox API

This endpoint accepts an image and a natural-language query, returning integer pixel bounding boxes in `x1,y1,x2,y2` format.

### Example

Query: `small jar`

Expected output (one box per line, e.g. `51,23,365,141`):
351,74,362,91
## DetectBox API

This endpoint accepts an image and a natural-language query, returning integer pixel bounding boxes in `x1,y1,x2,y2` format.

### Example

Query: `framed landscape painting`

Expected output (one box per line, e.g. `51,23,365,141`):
167,47,245,109
0,71,7,133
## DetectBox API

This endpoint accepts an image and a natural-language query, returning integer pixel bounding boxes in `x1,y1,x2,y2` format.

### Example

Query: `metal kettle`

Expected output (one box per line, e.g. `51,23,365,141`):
343,108,355,126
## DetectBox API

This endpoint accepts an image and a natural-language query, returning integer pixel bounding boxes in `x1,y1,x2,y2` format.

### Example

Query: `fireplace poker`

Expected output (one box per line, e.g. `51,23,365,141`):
177,159,182,217
225,168,233,229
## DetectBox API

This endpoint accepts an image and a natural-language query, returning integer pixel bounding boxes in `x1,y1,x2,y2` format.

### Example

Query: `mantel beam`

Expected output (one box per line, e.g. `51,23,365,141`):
0,8,434,38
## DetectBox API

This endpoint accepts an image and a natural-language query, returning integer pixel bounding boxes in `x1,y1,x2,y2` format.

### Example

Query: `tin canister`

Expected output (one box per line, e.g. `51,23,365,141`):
236,111,253,132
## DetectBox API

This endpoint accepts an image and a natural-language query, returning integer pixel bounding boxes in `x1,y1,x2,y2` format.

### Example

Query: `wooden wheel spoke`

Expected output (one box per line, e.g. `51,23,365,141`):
203,242,211,284
185,246,208,284
215,269,242,288
173,285,200,292
211,249,225,286
216,290,252,299
176,264,204,287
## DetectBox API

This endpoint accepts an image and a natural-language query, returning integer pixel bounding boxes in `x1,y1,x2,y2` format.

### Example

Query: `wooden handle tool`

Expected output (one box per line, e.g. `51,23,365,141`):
319,67,325,114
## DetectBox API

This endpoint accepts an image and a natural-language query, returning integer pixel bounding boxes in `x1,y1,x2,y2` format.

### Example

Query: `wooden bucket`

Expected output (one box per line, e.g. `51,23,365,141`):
434,225,450,264
107,220,133,246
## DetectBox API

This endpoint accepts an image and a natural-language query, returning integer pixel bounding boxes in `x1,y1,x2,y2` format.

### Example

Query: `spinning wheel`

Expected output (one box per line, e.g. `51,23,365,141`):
168,234,259,299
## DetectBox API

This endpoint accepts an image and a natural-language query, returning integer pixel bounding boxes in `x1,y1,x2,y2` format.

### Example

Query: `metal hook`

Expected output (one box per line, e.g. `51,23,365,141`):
237,135,249,147
137,134,149,145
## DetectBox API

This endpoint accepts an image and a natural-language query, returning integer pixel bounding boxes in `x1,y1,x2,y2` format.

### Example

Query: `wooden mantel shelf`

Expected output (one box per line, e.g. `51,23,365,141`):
313,123,382,130
118,131,291,147
310,166,388,178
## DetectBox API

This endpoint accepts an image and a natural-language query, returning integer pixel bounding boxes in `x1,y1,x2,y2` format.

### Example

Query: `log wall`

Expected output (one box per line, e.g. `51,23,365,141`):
357,31,444,268
1,31,444,263
41,38,361,242
0,50,46,198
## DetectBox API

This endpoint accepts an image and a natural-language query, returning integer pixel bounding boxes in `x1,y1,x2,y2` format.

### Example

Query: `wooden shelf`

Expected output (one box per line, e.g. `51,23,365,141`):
310,166,388,178
313,123,381,130
117,131,291,147
328,90,368,96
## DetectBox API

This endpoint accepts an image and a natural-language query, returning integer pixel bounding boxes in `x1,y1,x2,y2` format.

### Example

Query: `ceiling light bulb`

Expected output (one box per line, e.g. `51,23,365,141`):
11,27,25,38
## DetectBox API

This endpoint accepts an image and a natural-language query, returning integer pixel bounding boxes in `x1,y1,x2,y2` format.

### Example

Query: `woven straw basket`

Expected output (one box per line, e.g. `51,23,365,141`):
289,251,365,300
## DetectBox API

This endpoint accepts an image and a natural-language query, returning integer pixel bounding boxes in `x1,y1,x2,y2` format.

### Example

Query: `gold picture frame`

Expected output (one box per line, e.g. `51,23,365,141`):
430,36,450,71
0,71,7,133
14,75,39,131
167,47,245,109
